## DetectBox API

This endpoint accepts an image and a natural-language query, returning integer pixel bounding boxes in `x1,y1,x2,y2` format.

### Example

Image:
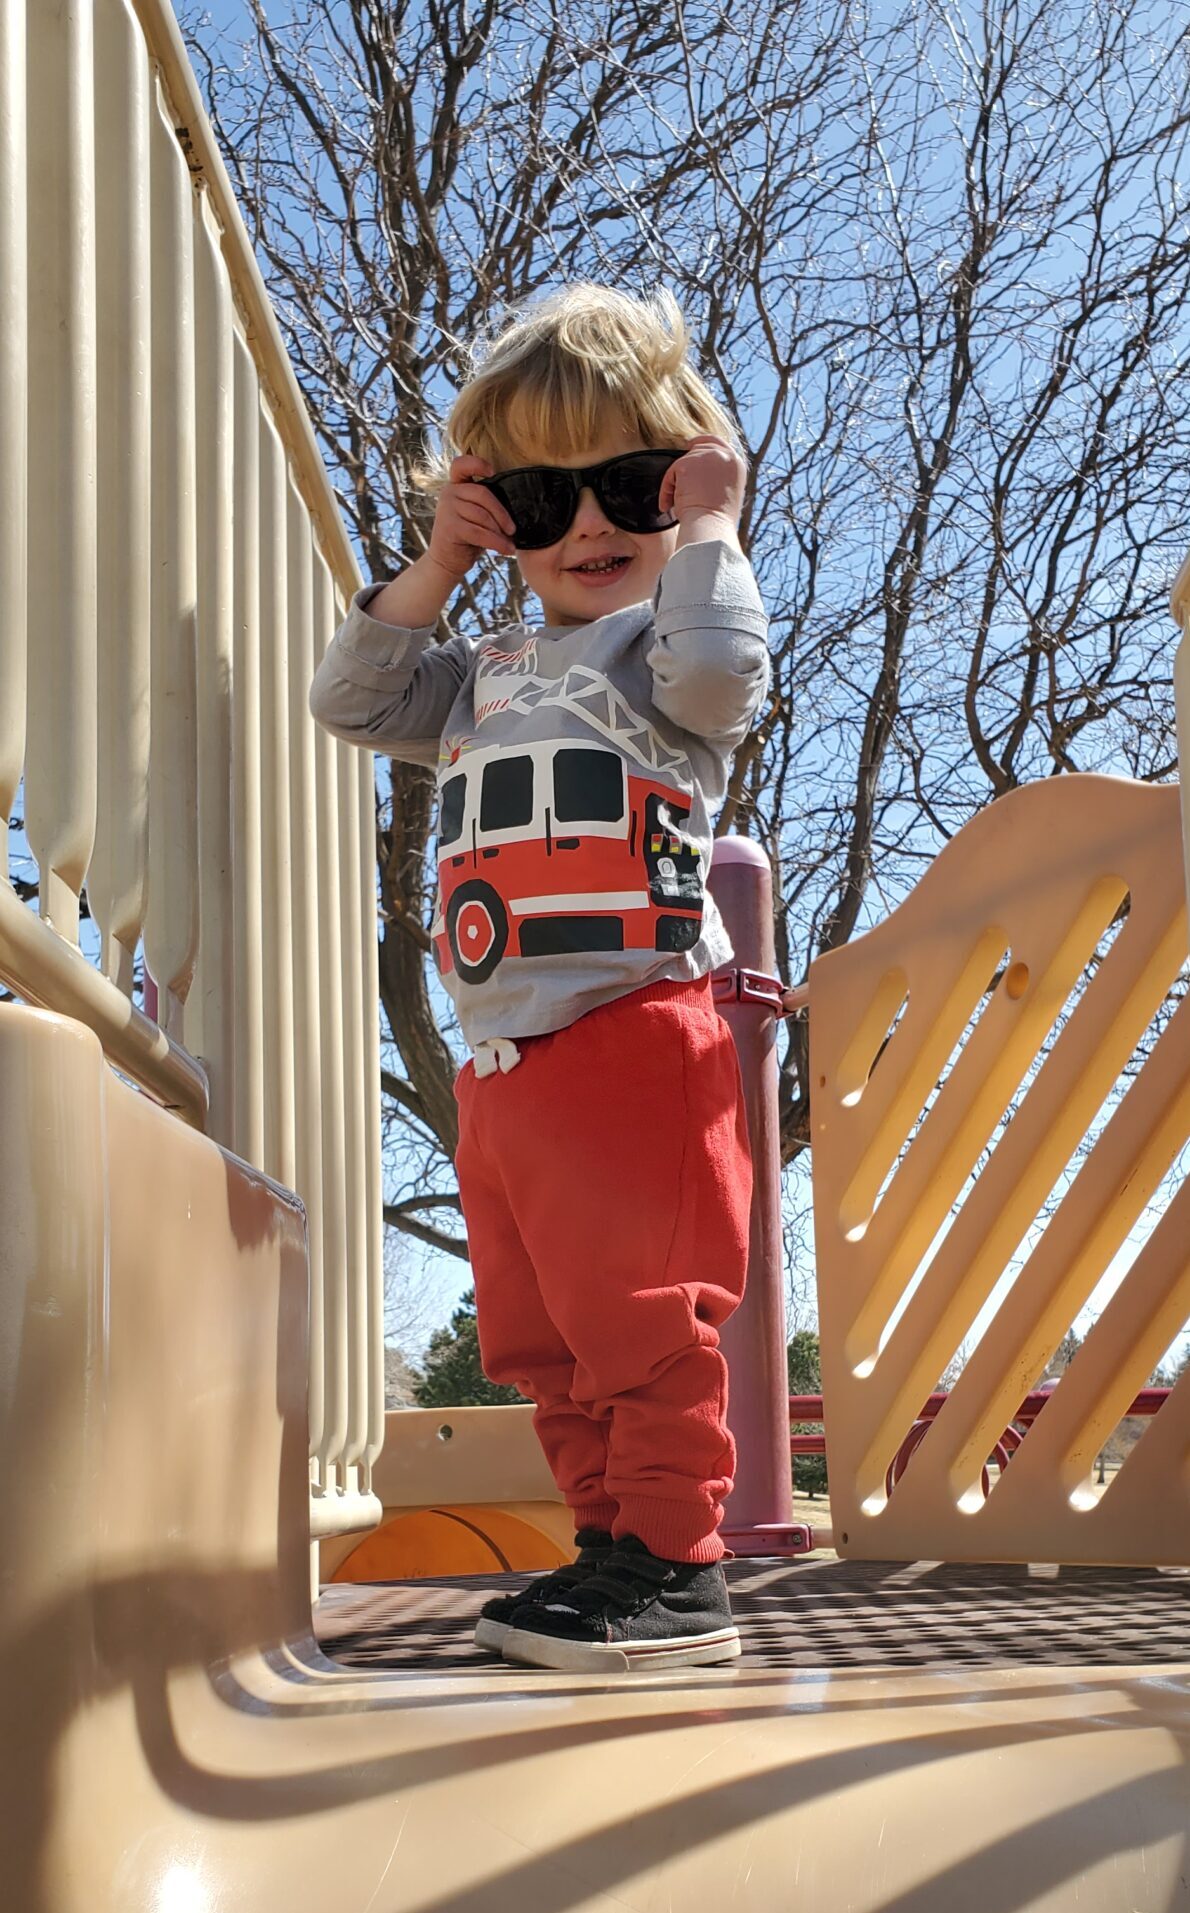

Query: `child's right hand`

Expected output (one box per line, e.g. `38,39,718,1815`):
426,455,518,581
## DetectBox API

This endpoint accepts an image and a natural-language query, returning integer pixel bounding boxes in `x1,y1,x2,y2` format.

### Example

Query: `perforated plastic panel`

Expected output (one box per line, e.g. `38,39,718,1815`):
810,776,1190,1565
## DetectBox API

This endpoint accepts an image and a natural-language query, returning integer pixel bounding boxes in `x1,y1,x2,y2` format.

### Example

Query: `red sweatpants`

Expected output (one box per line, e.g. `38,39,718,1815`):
454,976,753,1564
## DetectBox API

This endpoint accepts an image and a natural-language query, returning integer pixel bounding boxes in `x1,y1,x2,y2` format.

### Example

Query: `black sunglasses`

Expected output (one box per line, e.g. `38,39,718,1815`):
479,448,684,551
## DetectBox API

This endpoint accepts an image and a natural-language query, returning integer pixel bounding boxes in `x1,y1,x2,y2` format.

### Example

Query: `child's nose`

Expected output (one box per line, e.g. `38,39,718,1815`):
571,485,616,536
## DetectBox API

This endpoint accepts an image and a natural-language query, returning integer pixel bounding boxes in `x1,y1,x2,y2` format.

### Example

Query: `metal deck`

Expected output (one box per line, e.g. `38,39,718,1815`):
316,1555,1190,1672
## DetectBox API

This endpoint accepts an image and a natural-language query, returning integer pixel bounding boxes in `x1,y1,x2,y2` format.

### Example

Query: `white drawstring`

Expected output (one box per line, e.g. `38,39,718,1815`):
472,1037,522,1079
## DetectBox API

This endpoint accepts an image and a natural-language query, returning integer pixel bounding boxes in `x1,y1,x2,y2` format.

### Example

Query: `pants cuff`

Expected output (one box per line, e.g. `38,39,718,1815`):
567,1496,619,1535
612,1494,725,1564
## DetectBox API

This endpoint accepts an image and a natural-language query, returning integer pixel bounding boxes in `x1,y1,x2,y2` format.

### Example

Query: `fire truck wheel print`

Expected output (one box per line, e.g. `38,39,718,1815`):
446,880,510,985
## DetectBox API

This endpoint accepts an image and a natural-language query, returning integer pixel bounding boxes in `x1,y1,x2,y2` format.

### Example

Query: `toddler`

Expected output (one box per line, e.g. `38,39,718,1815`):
310,284,771,1671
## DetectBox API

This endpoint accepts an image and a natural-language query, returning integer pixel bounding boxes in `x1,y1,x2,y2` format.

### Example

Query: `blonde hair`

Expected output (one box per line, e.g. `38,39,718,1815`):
413,284,739,492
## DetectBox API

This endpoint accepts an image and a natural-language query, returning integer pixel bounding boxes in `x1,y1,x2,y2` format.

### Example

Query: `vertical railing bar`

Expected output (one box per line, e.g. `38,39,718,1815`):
336,644,367,1494
144,66,199,1041
258,410,297,1191
287,483,328,1492
25,0,98,944
311,560,348,1490
360,748,385,1481
231,333,266,1169
0,0,27,880
90,0,151,999
191,183,236,1142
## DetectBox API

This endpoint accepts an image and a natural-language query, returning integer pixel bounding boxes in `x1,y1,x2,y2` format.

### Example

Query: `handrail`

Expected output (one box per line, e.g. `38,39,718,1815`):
0,883,209,1123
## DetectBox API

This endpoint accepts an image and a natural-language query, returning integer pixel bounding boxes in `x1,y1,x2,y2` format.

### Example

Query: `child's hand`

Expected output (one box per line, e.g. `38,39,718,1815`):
658,435,746,528
426,455,518,581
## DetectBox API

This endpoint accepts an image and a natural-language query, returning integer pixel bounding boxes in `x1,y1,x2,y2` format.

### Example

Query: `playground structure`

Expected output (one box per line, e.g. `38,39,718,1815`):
6,1,1190,1907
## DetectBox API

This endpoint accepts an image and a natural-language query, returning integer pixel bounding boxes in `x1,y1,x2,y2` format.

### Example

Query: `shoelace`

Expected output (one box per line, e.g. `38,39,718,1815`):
566,1550,675,1616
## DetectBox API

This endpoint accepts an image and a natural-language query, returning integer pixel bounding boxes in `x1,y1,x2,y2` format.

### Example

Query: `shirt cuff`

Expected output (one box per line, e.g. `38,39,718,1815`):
332,585,440,677
653,539,769,639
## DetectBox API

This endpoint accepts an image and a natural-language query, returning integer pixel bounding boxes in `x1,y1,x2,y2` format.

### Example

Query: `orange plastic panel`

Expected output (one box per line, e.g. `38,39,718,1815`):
332,1504,572,1582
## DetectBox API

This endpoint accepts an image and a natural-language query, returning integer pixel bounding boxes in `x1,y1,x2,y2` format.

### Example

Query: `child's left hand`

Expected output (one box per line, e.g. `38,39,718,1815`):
658,434,747,527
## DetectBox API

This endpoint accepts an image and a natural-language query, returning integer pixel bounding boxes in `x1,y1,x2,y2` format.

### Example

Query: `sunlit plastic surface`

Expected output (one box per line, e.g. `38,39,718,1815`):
5,1003,1190,1913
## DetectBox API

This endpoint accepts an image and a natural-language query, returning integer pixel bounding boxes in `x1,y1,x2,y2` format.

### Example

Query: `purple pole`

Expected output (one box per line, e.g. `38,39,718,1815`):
708,836,794,1540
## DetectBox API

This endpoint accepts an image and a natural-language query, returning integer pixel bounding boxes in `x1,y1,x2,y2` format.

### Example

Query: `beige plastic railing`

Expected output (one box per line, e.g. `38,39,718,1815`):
812,774,1190,1565
0,0,383,1541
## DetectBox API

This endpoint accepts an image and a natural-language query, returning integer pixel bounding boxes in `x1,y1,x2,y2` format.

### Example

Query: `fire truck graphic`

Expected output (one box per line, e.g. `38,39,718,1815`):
431,739,704,985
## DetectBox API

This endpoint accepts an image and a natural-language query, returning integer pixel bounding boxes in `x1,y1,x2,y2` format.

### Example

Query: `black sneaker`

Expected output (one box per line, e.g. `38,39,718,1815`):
500,1534,741,1671
473,1527,614,1651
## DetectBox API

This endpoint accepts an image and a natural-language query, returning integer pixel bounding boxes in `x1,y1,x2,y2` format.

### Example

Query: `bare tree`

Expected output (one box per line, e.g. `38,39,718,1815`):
383,1224,460,1354
182,0,1190,1275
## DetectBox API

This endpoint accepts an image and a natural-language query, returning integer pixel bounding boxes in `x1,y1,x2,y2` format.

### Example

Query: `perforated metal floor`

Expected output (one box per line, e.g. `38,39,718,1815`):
315,1555,1190,1672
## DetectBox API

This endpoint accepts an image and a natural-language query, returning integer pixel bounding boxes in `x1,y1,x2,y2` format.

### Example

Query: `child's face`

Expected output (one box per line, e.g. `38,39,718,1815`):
508,425,682,627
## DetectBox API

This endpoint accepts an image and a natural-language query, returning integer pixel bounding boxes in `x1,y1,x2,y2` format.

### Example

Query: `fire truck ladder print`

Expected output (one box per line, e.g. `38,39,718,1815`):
487,665,693,781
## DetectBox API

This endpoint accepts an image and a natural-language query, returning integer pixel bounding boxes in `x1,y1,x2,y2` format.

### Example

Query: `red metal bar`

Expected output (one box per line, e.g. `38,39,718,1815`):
789,1387,1170,1429
790,1389,1170,1476
708,837,794,1542
724,1522,816,1557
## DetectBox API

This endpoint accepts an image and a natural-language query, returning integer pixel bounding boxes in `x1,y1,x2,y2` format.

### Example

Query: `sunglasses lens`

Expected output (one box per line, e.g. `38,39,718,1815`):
491,471,574,550
598,452,680,531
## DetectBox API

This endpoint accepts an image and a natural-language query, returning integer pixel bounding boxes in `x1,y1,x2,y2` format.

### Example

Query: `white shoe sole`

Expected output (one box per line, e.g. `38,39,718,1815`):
500,1624,741,1672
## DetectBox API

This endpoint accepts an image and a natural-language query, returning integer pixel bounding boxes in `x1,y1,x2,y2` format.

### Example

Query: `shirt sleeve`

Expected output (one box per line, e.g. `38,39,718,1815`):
645,539,771,743
308,581,478,768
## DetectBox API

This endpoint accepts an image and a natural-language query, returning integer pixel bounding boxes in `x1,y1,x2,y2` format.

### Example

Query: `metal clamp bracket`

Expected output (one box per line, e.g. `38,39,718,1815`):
712,968,794,1015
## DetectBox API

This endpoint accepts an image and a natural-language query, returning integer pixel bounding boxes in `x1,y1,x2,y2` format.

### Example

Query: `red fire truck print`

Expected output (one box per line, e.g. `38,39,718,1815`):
431,739,704,985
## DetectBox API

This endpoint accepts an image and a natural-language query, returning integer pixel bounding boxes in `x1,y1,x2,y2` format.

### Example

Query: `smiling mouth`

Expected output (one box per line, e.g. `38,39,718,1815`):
569,555,631,575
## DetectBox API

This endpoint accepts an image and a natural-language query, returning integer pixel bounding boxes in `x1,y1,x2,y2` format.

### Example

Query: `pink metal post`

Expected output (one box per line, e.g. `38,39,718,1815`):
708,836,802,1553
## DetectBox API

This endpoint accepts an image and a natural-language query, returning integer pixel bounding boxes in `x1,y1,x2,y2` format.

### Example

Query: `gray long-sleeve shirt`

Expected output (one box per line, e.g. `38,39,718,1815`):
310,537,770,1050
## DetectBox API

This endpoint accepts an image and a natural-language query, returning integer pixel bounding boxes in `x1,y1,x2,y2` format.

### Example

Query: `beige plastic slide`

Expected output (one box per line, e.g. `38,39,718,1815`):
6,967,1190,1913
